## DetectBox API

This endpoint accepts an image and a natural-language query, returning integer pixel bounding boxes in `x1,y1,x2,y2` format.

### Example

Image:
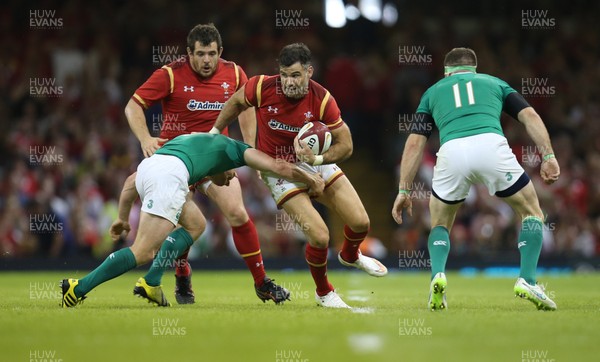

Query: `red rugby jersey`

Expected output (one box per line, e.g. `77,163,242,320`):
244,75,344,159
132,56,247,140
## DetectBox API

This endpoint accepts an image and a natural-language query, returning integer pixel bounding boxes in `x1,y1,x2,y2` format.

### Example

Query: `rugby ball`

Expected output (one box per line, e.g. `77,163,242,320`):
297,121,332,155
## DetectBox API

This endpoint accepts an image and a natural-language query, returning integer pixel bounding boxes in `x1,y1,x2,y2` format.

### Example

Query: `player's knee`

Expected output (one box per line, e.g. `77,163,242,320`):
185,224,204,241
348,215,370,233
512,197,543,220
178,214,205,240
224,206,249,226
308,228,330,248
429,212,454,230
519,206,544,221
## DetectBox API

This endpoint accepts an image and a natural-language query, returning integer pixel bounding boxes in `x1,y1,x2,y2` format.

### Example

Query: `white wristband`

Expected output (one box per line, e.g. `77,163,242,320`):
312,155,324,166
209,127,220,135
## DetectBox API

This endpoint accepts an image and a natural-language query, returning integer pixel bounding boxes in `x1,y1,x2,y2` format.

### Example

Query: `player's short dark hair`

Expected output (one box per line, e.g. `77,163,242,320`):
444,47,477,67
187,23,222,50
278,43,312,68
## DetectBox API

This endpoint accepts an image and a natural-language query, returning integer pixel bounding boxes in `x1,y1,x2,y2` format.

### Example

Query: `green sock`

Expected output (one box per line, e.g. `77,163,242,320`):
428,226,450,279
144,228,194,286
518,216,543,285
75,247,137,297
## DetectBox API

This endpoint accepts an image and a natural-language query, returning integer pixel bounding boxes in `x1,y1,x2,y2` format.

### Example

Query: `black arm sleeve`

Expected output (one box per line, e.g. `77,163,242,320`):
503,92,531,120
408,112,434,138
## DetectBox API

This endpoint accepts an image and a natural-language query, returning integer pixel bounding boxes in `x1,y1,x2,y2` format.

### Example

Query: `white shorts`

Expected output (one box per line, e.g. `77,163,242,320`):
432,133,528,203
135,154,190,225
261,163,344,208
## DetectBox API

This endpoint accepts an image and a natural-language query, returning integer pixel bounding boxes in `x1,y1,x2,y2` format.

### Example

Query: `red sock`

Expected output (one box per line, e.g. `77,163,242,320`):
305,244,333,296
232,219,266,286
340,225,368,263
175,248,191,277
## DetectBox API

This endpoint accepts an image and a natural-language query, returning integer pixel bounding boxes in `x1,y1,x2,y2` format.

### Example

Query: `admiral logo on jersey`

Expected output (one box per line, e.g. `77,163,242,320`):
268,119,302,133
187,100,225,111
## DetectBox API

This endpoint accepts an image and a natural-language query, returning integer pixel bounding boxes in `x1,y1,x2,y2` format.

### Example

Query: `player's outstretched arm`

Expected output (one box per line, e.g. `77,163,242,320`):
125,99,167,157
243,148,325,197
212,85,250,134
517,107,560,184
392,134,427,224
238,107,257,147
110,172,138,241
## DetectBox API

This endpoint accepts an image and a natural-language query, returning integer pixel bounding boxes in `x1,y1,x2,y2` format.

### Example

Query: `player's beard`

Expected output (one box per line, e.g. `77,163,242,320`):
284,81,309,99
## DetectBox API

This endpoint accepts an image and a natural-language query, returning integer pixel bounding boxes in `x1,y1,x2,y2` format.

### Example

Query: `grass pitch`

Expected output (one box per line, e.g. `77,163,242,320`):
0,270,598,362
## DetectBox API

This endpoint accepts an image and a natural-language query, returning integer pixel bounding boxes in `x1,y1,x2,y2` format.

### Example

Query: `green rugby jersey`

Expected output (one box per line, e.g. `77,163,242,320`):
417,71,517,145
155,133,251,184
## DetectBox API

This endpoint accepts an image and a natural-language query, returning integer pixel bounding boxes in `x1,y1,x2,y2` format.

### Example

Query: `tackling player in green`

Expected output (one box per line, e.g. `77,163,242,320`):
60,133,324,307
392,48,560,311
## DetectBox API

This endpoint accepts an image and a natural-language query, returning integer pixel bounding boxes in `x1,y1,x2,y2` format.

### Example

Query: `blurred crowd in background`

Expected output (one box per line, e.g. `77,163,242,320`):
0,0,598,262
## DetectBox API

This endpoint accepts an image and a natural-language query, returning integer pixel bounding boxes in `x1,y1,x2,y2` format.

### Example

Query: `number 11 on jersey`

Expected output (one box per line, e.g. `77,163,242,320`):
452,81,475,108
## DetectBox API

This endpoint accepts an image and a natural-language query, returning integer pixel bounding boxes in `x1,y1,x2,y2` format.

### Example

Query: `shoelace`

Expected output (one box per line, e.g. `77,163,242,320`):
262,279,277,290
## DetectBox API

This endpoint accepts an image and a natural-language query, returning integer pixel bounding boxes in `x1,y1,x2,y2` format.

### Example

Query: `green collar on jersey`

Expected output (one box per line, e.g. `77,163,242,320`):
444,65,477,76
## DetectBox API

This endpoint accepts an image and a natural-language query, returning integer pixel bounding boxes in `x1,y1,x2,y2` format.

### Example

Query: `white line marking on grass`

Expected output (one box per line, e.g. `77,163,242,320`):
347,334,383,353
351,307,376,314
347,295,370,302
347,290,371,301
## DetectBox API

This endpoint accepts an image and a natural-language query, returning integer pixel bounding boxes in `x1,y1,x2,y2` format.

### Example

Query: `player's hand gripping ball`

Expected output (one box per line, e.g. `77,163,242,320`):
297,121,332,155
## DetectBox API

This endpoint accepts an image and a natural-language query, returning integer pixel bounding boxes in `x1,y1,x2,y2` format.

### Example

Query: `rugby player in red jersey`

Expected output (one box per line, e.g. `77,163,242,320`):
123,24,288,305
212,43,388,308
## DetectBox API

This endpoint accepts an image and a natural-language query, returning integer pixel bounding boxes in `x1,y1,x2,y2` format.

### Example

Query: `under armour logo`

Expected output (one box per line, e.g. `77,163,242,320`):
184,86,194,92
268,106,278,113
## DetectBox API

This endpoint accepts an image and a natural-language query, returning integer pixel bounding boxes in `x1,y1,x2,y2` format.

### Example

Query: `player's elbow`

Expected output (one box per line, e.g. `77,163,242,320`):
229,92,250,112
341,144,353,161
337,137,354,161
